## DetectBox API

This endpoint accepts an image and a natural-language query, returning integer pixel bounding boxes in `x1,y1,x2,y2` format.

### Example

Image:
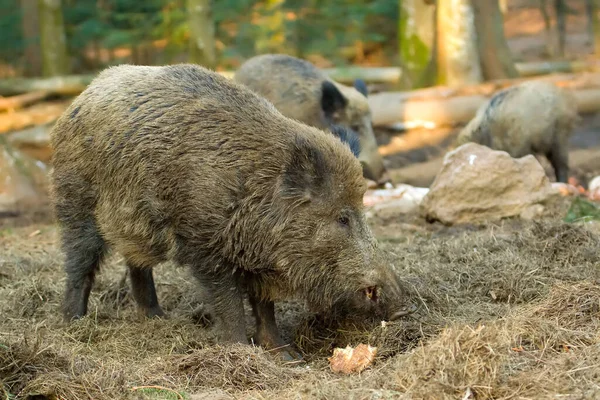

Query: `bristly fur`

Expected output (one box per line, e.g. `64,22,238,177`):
330,125,361,158
50,63,405,350
454,80,580,183
234,53,388,183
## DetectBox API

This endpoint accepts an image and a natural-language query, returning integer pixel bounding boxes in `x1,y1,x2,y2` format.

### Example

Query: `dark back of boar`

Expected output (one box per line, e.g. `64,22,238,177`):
50,64,404,357
234,54,390,185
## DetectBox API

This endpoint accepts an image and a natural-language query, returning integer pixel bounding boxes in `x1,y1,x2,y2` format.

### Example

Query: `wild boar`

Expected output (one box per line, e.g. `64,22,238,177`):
50,64,405,359
454,80,579,183
234,53,390,186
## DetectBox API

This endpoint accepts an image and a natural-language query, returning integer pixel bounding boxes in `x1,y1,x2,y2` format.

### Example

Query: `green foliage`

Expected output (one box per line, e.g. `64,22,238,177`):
283,0,397,63
64,0,106,51
0,0,23,63
564,197,600,223
0,0,399,75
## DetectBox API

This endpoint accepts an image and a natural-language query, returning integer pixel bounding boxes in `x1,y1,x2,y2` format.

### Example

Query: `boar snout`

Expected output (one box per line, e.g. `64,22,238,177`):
387,303,418,321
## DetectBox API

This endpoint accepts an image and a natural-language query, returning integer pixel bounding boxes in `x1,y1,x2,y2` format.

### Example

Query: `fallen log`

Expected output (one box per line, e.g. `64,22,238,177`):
0,75,95,96
322,67,403,84
1,59,598,96
0,100,70,134
370,81,600,128
319,60,599,85
0,91,51,112
370,94,488,128
373,72,600,104
516,60,600,77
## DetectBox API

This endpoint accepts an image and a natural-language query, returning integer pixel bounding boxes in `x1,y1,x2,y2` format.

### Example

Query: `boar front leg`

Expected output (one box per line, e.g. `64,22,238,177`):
195,269,247,343
248,294,302,361
127,263,165,318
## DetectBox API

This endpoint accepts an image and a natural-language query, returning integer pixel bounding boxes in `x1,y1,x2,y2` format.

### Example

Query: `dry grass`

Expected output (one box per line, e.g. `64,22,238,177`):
1,215,600,399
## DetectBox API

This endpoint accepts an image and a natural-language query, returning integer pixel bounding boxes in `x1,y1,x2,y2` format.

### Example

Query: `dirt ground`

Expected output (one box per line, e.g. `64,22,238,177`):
2,201,600,400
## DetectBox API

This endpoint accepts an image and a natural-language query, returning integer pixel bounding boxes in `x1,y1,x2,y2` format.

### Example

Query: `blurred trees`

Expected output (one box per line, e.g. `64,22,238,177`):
398,0,436,88
0,0,594,87
436,0,482,86
471,0,518,80
187,0,216,68
0,0,398,76
409,0,516,88
21,0,42,76
38,0,69,76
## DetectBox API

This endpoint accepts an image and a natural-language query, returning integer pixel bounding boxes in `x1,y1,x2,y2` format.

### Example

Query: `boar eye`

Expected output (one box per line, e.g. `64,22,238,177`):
351,125,361,132
337,215,350,227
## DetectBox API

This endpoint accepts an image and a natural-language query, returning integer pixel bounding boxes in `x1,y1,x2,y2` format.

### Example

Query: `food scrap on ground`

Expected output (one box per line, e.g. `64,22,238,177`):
328,344,378,374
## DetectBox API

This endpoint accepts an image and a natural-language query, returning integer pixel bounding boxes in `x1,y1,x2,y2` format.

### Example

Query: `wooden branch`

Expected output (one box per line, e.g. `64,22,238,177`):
1,59,597,97
0,100,70,134
0,75,95,96
516,60,599,77
370,72,600,104
370,94,488,128
322,67,403,84
318,60,599,84
0,91,51,112
370,86,600,128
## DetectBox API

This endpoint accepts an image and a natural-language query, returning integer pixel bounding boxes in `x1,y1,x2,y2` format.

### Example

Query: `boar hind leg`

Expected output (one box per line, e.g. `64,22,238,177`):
128,263,165,318
249,294,301,361
62,219,107,322
548,138,570,183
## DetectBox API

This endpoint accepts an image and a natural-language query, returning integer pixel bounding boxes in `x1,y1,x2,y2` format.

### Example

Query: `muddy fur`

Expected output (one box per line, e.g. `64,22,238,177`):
455,80,580,182
234,53,389,184
48,63,405,358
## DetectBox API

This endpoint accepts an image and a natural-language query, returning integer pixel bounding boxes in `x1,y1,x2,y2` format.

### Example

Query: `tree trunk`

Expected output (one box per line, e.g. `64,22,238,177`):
254,0,285,54
471,0,518,80
436,0,482,86
498,0,508,14
187,0,217,69
555,0,567,57
21,0,42,77
398,0,437,88
38,0,69,77
539,0,555,56
589,0,600,55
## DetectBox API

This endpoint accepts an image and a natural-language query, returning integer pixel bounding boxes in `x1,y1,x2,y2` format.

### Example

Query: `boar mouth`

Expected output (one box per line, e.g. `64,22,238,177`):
388,304,418,321
364,286,378,302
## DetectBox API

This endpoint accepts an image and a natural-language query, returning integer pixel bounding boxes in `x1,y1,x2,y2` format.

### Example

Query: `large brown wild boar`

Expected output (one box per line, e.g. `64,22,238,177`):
454,80,579,183
50,64,405,359
234,53,390,186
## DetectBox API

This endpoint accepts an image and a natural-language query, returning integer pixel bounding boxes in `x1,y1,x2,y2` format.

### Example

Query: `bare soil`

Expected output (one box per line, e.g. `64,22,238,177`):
2,204,600,399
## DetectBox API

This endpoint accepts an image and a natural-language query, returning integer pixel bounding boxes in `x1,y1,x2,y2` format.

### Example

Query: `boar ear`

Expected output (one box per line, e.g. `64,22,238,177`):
321,81,348,119
281,134,328,201
330,125,361,158
354,79,368,97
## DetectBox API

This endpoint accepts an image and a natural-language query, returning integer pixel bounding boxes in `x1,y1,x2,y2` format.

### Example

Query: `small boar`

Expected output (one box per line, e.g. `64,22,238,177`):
50,64,405,358
454,80,579,183
234,54,390,186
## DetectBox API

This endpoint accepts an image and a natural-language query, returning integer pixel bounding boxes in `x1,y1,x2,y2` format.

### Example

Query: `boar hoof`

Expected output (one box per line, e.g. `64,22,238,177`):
144,306,166,319
191,304,214,327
